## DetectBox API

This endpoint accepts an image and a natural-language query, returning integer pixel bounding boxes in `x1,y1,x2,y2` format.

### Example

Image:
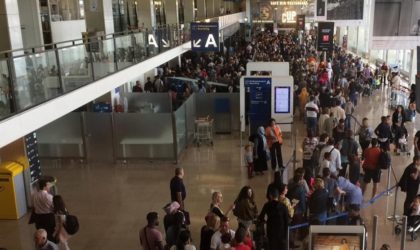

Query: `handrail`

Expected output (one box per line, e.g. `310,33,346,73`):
0,12,244,56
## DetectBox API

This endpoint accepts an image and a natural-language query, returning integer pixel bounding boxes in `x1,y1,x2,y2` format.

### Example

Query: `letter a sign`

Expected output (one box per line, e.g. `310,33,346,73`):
191,22,219,52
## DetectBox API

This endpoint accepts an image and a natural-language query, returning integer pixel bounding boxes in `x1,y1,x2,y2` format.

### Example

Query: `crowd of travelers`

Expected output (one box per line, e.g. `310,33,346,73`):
26,27,420,250
138,28,420,250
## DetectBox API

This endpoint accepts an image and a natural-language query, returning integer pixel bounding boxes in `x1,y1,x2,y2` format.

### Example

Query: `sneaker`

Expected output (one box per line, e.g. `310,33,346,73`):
408,227,414,232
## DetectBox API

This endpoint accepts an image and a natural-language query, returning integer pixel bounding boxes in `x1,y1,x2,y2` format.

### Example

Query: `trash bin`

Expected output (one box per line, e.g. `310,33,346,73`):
0,162,27,219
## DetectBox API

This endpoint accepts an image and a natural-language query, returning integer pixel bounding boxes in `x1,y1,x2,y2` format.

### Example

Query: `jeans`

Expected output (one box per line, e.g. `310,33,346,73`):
306,117,317,135
344,115,351,130
349,92,358,106
311,211,328,225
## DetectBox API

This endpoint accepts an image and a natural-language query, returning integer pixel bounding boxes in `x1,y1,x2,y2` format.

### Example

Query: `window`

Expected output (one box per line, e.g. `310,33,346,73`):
50,0,85,21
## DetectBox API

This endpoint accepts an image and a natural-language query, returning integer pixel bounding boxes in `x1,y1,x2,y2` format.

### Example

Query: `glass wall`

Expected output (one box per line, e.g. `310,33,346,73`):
0,60,11,119
50,0,85,21
112,0,139,33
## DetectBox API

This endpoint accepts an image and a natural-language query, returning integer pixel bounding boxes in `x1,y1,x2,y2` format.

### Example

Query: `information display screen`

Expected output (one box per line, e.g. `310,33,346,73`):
274,86,290,113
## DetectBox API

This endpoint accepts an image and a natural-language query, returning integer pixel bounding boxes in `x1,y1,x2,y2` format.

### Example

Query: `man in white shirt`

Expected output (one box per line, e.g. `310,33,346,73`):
32,180,56,242
330,99,346,121
210,217,235,250
305,96,319,135
319,138,342,176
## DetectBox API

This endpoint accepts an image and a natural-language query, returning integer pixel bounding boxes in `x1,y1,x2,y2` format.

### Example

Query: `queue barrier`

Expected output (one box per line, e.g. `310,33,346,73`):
288,184,398,232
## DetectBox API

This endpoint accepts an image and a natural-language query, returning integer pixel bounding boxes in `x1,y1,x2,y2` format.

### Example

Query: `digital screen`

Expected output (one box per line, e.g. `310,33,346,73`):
312,234,362,250
274,86,290,113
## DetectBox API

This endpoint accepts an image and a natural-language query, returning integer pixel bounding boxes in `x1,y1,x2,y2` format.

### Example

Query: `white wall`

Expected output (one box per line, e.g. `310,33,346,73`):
51,20,86,45
17,0,43,49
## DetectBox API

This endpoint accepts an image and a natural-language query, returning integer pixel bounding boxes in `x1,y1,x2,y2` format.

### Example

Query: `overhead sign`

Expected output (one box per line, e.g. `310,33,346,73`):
317,22,334,52
297,14,305,30
147,34,170,48
190,22,219,52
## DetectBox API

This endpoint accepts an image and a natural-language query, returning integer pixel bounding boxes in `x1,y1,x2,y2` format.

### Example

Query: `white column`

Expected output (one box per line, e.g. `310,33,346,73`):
17,0,43,49
138,0,156,28
165,0,179,25
206,0,214,18
196,0,206,19
184,0,195,23
103,0,115,34
0,0,24,53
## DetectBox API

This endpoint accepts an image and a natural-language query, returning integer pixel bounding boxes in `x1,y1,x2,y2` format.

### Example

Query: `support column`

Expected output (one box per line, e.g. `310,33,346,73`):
214,0,222,16
138,0,156,29
246,0,251,22
85,0,114,34
165,0,179,25
206,0,214,18
0,0,24,53
196,0,206,20
184,0,195,23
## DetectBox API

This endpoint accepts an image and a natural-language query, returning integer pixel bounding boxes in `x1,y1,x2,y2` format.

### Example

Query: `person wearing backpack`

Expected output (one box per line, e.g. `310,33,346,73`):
398,156,420,216
339,130,359,178
357,118,374,155
362,139,382,200
302,129,319,184
52,195,71,250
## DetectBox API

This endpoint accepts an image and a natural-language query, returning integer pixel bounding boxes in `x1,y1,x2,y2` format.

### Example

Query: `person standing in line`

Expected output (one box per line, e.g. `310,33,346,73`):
398,156,420,216
318,107,330,135
357,118,374,155
144,77,154,92
253,126,268,175
52,195,71,250
170,168,187,210
375,116,393,151
140,212,164,250
414,130,420,157
343,97,354,130
132,81,143,92
258,187,289,250
170,230,196,250
200,214,220,250
304,96,319,135
265,118,284,170
361,139,382,199
318,138,342,176
34,229,58,250
309,178,329,224
380,62,388,85
302,129,319,183
233,186,258,229
32,180,56,243
210,217,235,250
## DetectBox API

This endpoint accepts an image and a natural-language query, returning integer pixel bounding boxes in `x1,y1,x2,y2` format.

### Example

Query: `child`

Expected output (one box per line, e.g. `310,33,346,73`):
408,196,420,232
319,152,331,176
221,232,232,250
244,145,254,179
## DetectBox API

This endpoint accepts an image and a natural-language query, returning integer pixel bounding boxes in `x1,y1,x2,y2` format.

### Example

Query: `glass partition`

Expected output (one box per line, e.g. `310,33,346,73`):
58,44,93,92
50,0,85,21
113,113,174,159
84,112,114,162
92,38,116,79
115,34,135,69
37,112,85,158
0,60,11,119
123,93,171,113
133,32,147,61
185,93,196,142
175,103,187,155
12,51,60,110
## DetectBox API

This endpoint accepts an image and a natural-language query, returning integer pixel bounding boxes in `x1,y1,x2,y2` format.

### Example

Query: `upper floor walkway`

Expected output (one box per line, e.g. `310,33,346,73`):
0,12,246,148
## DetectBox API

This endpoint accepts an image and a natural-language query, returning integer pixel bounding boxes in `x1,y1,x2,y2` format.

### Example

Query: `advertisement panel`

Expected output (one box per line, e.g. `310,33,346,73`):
317,22,334,52
326,0,363,20
297,15,305,30
371,0,420,49
251,0,315,25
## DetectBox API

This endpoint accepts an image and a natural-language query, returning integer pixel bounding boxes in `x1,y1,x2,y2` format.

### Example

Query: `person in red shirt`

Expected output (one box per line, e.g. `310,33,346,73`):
362,138,382,199
232,227,251,250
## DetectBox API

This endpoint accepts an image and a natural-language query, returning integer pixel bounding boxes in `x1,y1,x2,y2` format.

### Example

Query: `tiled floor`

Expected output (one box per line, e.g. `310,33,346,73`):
0,85,418,249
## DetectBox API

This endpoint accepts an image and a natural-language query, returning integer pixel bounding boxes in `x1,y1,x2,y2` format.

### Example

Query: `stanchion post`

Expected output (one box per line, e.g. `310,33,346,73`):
372,215,378,250
386,164,392,196
287,227,290,250
401,216,407,250
392,187,398,220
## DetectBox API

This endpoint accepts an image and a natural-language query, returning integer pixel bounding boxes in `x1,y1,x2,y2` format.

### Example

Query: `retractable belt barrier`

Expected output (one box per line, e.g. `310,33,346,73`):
288,185,397,232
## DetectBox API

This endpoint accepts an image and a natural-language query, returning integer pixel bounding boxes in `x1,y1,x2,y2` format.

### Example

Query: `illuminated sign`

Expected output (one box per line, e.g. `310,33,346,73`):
281,11,297,23
270,1,308,6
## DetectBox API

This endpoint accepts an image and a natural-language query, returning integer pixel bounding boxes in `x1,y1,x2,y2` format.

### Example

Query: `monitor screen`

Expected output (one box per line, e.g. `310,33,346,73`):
274,86,291,113
309,226,366,250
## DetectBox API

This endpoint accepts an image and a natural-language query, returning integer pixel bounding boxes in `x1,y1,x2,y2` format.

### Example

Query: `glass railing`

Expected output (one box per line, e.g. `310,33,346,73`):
0,12,245,122
0,24,188,121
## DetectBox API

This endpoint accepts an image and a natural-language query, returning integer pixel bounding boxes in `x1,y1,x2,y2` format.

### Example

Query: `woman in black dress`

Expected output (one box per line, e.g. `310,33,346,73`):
253,126,268,174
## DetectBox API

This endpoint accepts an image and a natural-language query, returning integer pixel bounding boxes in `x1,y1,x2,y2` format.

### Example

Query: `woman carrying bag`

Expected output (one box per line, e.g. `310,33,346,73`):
53,195,71,250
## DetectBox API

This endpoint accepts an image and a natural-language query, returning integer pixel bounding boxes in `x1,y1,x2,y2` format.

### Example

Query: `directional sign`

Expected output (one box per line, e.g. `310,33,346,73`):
191,22,219,52
317,22,334,52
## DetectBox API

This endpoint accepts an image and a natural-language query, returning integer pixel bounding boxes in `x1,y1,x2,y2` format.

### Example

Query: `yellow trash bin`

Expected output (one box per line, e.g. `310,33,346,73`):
0,162,27,219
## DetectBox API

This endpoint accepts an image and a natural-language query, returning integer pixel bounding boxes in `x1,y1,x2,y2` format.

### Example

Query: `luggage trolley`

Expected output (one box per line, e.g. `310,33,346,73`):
194,116,214,146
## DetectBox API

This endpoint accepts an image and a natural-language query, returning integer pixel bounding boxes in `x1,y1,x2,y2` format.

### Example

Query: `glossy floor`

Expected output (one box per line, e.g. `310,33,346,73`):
0,86,418,249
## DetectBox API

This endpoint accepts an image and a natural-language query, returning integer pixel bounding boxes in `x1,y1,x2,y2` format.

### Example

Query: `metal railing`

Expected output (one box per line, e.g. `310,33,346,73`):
0,24,189,122
0,12,246,123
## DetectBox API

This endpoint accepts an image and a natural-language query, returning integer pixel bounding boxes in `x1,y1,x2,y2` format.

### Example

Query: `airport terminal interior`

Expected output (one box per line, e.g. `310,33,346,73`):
1,0,420,250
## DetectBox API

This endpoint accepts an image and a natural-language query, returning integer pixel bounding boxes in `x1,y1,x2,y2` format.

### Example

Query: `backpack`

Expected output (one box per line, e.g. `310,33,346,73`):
64,214,79,235
378,151,391,170
359,128,372,142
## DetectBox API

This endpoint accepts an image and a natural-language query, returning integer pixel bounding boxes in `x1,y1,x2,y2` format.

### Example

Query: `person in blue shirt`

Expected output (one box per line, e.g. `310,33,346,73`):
335,176,363,224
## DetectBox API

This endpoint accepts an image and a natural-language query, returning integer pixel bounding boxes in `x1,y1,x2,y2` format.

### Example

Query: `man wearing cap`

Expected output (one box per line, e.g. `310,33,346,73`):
140,212,164,250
